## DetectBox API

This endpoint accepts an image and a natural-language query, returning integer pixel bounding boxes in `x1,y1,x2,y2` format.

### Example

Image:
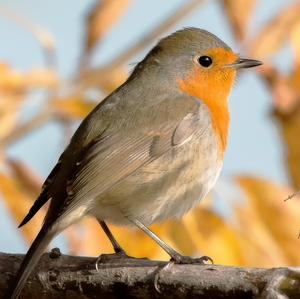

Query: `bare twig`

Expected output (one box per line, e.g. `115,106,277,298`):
284,190,300,201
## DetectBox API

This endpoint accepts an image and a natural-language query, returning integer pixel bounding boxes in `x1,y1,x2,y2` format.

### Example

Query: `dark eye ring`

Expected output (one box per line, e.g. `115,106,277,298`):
198,56,213,68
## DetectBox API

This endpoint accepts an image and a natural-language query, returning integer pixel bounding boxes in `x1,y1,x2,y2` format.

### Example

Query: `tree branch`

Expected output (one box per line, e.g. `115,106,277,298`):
1,250,300,298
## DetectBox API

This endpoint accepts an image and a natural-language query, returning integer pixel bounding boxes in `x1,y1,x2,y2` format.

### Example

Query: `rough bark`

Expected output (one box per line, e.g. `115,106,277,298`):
1,249,299,299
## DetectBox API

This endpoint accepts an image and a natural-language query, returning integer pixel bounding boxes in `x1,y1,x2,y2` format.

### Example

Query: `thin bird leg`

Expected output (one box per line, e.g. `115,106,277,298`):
97,219,126,254
130,218,213,264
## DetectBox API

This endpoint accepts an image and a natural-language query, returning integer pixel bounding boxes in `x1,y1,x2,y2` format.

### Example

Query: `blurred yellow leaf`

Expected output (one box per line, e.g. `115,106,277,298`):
0,95,21,139
290,19,300,61
237,176,300,265
290,63,300,94
274,107,300,189
234,204,288,267
52,97,95,119
0,63,58,140
85,0,131,54
0,63,58,93
222,0,256,41
250,3,300,59
0,173,45,243
0,63,25,94
181,207,246,266
167,219,198,256
25,68,58,89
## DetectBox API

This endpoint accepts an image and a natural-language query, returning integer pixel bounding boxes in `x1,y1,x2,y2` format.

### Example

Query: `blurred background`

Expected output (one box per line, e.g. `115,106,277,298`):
0,0,299,267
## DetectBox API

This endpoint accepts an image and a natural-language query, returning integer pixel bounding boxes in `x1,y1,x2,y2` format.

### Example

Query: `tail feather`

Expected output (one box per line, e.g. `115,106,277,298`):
18,160,62,228
18,194,51,228
7,224,55,299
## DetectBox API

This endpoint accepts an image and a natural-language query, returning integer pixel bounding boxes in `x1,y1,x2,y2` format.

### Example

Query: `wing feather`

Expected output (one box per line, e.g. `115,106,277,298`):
63,122,179,214
37,94,204,221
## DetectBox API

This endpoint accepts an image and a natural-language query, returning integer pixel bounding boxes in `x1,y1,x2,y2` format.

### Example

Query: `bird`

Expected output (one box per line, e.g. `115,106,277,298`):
7,27,262,298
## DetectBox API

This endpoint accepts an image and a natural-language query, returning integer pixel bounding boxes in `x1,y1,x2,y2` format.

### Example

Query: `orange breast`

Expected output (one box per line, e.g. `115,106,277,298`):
178,58,236,157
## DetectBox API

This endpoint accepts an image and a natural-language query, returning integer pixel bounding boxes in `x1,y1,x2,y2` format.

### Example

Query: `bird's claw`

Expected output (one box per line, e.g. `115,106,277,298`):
95,250,132,271
170,254,213,265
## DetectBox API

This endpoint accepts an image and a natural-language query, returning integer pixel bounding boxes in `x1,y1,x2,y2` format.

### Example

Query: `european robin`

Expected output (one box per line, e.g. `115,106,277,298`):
8,27,262,298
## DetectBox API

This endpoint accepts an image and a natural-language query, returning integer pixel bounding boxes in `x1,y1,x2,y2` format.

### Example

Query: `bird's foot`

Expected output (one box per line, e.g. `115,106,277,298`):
153,255,213,293
170,253,213,265
95,250,134,271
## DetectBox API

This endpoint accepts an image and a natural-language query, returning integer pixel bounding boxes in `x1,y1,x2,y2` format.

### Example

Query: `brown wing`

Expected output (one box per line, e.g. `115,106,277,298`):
54,98,204,219
22,92,204,225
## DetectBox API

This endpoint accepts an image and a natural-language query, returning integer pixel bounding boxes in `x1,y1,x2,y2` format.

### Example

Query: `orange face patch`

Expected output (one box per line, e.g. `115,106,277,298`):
178,48,238,156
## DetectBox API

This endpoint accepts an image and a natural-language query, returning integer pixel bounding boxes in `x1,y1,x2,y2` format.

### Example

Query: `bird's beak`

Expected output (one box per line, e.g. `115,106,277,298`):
226,58,263,69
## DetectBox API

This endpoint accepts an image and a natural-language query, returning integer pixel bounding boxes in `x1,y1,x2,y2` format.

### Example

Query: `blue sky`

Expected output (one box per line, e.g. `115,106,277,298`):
0,0,293,252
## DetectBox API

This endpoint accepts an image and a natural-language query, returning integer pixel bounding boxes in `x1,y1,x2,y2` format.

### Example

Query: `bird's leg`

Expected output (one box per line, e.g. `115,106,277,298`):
130,218,213,265
95,219,132,271
97,219,126,254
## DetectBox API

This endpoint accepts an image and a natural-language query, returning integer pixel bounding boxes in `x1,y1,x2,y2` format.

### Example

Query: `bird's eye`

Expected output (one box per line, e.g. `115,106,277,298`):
198,56,213,68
